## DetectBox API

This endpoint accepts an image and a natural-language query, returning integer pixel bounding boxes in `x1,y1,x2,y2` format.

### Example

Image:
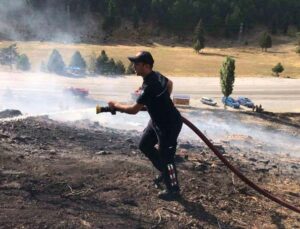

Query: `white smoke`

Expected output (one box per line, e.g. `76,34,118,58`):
0,72,103,116
0,0,103,43
1,72,299,158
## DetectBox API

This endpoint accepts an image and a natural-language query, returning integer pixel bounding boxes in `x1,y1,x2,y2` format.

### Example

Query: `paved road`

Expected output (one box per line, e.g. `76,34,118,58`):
0,71,300,112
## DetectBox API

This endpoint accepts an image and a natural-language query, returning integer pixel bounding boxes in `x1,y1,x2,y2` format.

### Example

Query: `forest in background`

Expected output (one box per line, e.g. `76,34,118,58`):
1,0,300,42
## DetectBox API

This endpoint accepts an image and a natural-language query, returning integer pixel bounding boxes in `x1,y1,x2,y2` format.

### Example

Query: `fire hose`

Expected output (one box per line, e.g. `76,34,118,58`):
96,105,300,214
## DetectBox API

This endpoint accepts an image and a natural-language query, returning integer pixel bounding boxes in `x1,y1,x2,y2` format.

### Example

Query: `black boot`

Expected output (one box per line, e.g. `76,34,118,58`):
158,163,181,201
158,188,181,201
153,174,163,189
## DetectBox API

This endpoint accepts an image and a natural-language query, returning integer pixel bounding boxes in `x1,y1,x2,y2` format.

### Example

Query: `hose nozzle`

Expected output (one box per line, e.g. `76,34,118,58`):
96,105,116,115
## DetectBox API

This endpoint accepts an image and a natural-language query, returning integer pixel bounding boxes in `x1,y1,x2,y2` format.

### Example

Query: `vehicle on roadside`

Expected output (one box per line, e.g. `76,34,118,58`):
237,97,254,108
222,96,240,109
64,87,89,98
201,97,217,106
173,94,190,106
64,66,86,77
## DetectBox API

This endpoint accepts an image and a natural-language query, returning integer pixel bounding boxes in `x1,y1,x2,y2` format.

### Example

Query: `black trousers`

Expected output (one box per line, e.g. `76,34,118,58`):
139,119,182,191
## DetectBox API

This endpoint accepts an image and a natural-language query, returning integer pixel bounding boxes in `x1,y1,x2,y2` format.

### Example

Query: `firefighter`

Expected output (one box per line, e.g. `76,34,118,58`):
108,51,182,200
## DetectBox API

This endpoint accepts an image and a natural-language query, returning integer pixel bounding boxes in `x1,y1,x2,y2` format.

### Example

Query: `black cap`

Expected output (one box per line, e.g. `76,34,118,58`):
128,51,154,66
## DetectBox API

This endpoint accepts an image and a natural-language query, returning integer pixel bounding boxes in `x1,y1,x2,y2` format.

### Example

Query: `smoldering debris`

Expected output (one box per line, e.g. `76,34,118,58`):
0,115,299,228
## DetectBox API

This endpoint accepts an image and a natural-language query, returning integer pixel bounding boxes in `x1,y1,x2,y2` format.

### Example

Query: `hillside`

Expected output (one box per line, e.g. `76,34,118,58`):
0,36,299,77
0,113,299,228
1,0,300,43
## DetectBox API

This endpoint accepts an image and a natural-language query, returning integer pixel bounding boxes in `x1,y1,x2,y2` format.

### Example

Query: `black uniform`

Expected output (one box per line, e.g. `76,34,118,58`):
137,71,182,191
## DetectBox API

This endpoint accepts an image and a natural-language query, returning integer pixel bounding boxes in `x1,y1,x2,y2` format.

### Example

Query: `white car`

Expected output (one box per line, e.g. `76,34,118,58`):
201,97,217,106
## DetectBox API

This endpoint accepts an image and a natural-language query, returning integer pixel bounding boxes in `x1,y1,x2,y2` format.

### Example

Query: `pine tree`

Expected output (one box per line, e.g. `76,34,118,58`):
47,49,65,74
193,40,204,54
107,58,116,74
194,19,205,43
126,62,135,75
16,54,30,71
96,50,109,74
102,0,120,32
132,6,139,28
0,43,19,69
220,57,235,98
193,19,205,53
272,63,284,77
259,32,272,52
69,51,86,71
225,6,242,37
115,60,125,75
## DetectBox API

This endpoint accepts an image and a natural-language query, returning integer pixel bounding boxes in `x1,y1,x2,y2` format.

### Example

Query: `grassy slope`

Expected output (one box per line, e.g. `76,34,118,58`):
0,36,299,77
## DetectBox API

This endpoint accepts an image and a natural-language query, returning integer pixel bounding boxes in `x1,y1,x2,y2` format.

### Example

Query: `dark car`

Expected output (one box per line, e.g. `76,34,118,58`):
237,97,254,108
222,97,240,109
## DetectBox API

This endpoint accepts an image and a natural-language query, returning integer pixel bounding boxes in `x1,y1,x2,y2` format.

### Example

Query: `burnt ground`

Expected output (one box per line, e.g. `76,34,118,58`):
0,113,300,228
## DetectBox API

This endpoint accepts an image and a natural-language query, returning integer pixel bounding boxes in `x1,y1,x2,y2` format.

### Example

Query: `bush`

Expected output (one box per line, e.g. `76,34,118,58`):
16,54,30,71
47,49,65,74
296,46,300,54
272,63,284,76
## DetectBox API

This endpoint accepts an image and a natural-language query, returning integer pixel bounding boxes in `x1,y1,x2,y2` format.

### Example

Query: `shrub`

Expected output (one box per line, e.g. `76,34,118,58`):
16,54,30,71
272,63,284,76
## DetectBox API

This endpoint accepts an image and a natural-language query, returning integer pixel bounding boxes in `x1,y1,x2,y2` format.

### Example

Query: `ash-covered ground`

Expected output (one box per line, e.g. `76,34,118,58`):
0,108,300,228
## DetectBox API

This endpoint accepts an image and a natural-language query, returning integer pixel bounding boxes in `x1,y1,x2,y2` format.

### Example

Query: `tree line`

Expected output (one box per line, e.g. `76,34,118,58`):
44,49,135,76
0,44,135,76
24,0,300,37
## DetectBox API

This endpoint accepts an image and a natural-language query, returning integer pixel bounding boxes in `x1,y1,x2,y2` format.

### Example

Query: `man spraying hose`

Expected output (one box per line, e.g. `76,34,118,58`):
97,52,300,213
107,51,183,200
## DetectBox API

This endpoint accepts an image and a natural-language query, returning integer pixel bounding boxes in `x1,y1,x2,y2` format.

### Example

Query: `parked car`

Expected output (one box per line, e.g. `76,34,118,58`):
64,87,89,98
64,66,86,77
237,97,254,108
201,97,217,106
222,97,240,109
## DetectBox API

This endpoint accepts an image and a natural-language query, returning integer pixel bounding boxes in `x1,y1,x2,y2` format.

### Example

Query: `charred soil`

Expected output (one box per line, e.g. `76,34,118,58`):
0,114,299,228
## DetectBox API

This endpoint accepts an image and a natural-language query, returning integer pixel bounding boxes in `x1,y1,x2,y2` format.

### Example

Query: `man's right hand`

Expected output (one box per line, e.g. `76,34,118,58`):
108,101,117,110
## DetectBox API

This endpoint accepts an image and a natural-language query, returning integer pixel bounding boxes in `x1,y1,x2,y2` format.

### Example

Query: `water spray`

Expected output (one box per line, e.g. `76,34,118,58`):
0,107,96,123
96,105,300,214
